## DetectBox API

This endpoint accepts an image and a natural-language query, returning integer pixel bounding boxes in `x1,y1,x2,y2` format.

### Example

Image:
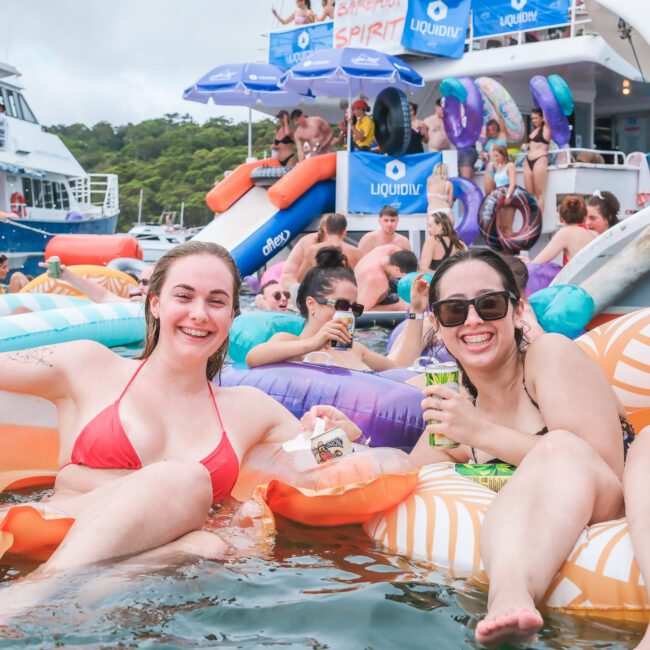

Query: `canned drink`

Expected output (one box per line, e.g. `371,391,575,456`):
455,463,516,492
331,310,355,350
47,256,62,279
426,361,460,448
310,426,353,464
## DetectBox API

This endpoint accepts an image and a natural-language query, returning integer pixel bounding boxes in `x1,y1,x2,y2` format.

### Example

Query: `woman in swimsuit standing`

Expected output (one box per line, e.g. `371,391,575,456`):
419,212,466,272
523,108,551,212
484,145,517,237
426,162,454,221
0,242,305,616
272,110,296,167
272,0,315,25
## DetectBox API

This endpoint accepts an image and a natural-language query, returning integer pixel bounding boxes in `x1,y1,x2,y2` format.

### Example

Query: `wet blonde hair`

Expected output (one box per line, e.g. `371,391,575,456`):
139,241,241,381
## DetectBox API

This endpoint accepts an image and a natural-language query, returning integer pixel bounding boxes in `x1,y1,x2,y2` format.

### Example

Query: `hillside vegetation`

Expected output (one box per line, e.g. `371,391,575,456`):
48,114,276,231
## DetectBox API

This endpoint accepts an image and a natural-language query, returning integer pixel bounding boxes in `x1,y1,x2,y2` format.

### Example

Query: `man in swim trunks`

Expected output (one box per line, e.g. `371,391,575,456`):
291,109,335,162
423,99,450,153
255,280,290,312
357,206,412,258
354,244,418,311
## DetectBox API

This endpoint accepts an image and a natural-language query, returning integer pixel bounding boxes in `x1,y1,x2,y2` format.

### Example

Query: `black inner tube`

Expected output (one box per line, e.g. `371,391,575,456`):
372,87,412,156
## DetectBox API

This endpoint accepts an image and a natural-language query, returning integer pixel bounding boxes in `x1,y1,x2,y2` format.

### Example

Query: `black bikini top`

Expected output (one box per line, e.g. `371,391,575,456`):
530,124,550,145
274,133,294,145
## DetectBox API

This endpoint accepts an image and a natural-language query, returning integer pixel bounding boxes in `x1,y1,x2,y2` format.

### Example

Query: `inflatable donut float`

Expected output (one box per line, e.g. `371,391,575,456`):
260,261,286,287
529,75,572,148
440,77,483,149
0,293,89,317
450,176,482,245
476,77,524,142
547,73,574,117
366,308,650,621
20,265,138,299
372,87,412,156
478,185,541,253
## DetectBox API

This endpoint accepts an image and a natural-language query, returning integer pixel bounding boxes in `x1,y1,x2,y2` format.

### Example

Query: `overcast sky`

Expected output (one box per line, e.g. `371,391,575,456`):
2,0,276,127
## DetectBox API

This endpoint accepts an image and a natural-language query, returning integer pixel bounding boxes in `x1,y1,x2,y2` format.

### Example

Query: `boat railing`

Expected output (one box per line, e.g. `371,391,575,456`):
68,174,119,217
510,147,628,168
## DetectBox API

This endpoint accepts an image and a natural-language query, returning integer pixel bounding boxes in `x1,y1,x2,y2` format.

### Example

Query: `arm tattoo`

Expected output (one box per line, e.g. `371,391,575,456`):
8,347,55,367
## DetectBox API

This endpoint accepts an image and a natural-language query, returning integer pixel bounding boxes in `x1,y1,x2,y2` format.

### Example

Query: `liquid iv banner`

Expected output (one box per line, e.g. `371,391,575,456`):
348,151,442,214
401,0,471,59
269,23,334,70
472,0,570,38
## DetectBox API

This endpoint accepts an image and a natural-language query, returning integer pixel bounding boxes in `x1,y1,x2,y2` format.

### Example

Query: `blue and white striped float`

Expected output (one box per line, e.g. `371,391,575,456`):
0,293,90,317
0,302,145,352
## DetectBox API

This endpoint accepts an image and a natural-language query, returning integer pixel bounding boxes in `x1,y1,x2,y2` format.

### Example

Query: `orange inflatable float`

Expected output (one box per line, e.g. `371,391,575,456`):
206,158,280,213
366,308,650,621
44,234,142,266
268,153,336,210
19,265,137,298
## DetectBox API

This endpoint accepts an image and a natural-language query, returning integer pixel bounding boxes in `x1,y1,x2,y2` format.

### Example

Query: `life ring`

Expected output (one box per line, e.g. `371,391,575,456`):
475,77,525,142
19,265,137,298
9,192,27,218
450,176,483,245
372,87,411,156
529,75,571,148
366,308,650,621
478,185,541,254
440,76,483,149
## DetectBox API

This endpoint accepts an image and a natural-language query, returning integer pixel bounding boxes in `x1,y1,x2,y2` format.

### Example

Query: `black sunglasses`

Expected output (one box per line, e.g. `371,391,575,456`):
272,290,291,301
313,296,364,318
432,291,518,327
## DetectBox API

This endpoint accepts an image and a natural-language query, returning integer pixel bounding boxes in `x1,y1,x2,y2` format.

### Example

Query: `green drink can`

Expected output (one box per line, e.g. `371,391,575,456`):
46,255,62,279
425,361,460,448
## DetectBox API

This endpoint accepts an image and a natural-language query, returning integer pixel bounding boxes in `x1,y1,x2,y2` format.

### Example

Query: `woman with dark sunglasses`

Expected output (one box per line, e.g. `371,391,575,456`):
246,247,427,371
407,249,632,647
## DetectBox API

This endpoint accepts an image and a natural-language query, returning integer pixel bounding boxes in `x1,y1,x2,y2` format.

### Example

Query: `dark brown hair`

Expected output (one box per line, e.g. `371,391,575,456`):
139,241,241,381
430,212,465,253
379,205,398,218
586,191,620,227
559,195,587,225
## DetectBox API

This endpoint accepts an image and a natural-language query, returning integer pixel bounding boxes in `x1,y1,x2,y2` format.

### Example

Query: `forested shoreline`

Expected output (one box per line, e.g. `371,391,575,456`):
47,114,276,231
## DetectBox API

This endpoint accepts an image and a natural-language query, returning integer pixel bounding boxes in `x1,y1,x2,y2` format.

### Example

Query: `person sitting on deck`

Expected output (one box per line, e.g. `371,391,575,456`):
357,206,411,258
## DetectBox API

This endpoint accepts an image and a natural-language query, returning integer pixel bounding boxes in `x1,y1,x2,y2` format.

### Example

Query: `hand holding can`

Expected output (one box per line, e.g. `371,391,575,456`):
331,311,355,350
425,362,460,448
46,256,62,279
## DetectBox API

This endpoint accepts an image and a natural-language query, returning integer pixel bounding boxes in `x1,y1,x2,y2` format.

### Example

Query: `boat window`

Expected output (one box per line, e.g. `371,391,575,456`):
23,178,33,207
4,89,20,119
17,95,37,124
43,181,54,209
61,183,70,210
51,182,61,209
32,179,43,208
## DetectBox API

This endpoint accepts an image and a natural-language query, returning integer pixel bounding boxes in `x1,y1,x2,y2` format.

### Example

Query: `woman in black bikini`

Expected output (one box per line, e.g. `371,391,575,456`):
272,110,296,167
419,212,466,271
408,249,632,648
523,108,551,212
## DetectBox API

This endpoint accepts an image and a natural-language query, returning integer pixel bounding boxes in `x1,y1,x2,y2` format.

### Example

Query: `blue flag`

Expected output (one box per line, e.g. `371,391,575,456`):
269,23,334,70
401,0,471,59
348,152,443,214
472,0,570,38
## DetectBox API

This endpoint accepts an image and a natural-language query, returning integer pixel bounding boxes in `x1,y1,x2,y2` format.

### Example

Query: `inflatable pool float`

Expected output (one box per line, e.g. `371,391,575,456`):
0,302,145,352
367,309,650,621
440,77,483,149
547,73,574,117
450,176,482,245
221,362,425,451
107,257,146,276
479,185,542,253
44,234,142,267
475,77,525,142
529,285,595,338
0,293,89,317
529,75,571,148
20,265,138,299
260,261,286,287
372,87,412,156
525,262,562,297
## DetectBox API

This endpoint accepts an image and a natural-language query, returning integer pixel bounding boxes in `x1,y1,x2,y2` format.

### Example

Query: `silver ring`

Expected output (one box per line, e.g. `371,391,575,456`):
434,398,442,411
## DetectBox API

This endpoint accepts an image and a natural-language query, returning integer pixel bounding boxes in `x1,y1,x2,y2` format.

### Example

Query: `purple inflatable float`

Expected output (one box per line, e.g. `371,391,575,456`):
440,76,483,149
450,176,483,245
220,362,424,451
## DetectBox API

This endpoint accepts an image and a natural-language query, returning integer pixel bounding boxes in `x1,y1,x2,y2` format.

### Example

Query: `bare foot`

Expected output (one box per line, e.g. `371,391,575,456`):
475,607,543,648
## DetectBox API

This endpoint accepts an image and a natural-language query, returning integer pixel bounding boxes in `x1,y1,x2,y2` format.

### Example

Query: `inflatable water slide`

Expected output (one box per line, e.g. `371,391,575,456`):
193,155,336,277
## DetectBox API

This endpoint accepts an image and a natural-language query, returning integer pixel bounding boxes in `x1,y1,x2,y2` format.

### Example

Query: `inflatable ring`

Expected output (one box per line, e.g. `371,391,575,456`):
450,176,483,245
397,271,433,304
372,87,411,156
525,262,562,297
478,185,541,253
0,293,89,317
529,75,571,148
478,86,499,142
547,74,574,117
476,77,525,142
107,257,146,277
221,362,425,450
529,285,595,338
440,76,483,149
19,265,137,298
260,261,286,287
250,165,291,187
9,192,27,218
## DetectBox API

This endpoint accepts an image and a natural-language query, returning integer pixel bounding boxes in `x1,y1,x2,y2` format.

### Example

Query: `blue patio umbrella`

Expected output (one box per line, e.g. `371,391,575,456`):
279,47,424,150
183,62,309,159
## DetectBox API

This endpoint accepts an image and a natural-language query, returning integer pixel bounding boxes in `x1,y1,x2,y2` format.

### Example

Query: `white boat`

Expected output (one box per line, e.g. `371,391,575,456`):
0,61,119,277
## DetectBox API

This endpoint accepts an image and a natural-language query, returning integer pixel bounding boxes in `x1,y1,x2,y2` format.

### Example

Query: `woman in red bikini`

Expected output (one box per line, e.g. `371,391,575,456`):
0,242,306,583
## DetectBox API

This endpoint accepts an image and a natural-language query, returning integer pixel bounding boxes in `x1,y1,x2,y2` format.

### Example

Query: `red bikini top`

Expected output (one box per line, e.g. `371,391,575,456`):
68,361,239,503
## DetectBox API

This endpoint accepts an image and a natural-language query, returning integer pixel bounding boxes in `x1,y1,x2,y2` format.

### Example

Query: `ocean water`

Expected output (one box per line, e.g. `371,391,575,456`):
0,295,644,647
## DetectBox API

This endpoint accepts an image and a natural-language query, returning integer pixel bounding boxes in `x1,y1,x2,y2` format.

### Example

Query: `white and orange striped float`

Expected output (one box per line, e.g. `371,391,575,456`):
366,308,650,621
19,265,137,299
